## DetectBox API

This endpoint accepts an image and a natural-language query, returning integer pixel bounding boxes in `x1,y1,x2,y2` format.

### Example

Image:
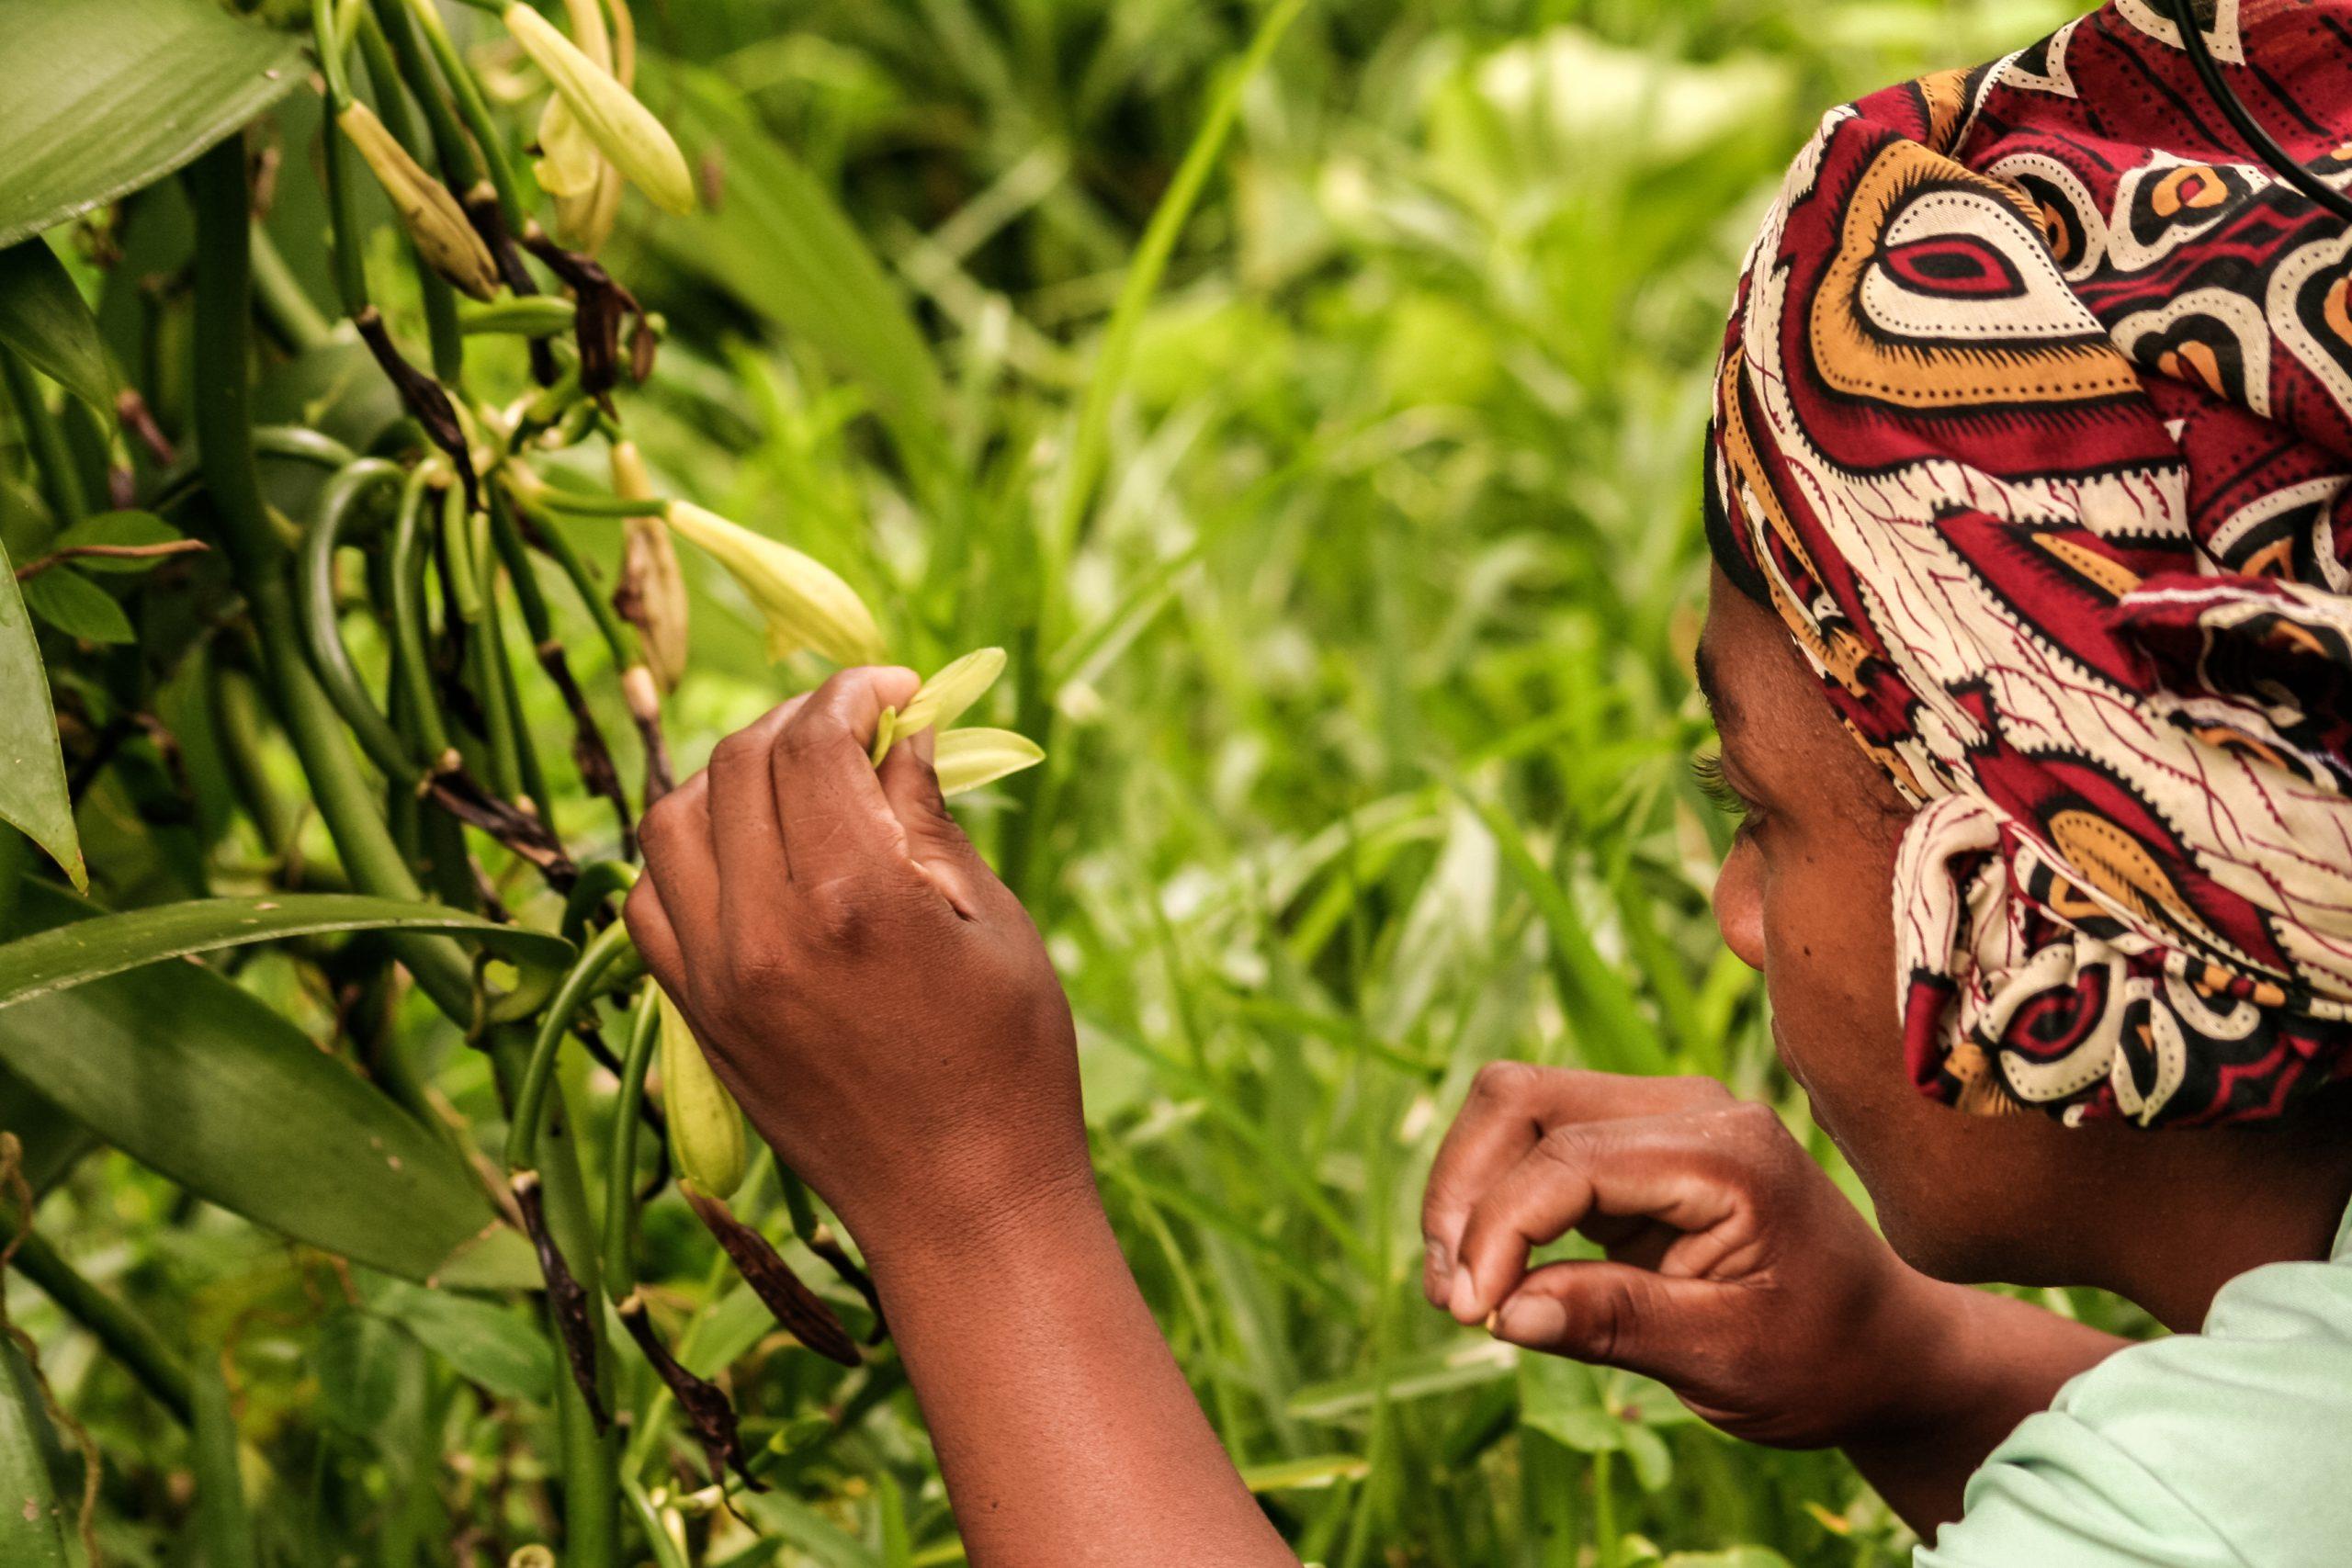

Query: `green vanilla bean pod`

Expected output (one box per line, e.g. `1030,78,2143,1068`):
655,990,744,1199
349,9,470,382
298,458,421,783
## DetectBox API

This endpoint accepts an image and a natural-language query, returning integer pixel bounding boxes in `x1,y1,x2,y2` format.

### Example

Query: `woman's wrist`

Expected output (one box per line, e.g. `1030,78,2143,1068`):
842,1142,1107,1289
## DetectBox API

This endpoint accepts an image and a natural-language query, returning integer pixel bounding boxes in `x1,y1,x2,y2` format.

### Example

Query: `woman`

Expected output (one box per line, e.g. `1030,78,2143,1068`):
625,3,2352,1562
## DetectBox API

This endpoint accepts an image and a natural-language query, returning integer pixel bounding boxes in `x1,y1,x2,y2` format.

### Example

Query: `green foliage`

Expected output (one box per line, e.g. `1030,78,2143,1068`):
0,0,2130,1565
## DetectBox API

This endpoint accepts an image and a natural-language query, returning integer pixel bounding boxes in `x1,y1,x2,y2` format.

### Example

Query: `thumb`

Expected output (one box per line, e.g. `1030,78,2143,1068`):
1490,1259,1716,1382
877,726,995,917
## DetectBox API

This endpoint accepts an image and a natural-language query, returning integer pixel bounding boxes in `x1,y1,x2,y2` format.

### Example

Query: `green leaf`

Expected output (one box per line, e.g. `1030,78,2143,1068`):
0,1341,70,1568
0,0,305,250
0,893,573,1010
191,1360,259,1568
1238,1453,1370,1493
1285,1337,1518,1421
0,535,80,890
360,1276,554,1404
655,65,947,465
0,884,510,1280
48,511,182,572
19,566,133,645
0,240,110,417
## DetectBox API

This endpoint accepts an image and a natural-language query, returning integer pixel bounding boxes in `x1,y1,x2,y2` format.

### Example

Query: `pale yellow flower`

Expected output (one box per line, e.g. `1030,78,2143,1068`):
871,646,1005,763
662,501,885,668
504,2,694,216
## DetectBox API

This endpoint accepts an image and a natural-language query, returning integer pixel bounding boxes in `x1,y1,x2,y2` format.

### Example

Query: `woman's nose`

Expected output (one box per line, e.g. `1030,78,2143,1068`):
1713,839,1766,972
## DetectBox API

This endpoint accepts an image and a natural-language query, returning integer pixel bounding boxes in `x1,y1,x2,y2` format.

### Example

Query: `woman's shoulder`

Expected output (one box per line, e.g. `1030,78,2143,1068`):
1917,1250,2352,1568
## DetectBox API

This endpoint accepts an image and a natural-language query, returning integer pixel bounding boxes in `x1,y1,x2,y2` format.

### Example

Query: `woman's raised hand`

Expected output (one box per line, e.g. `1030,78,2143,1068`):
1421,1064,1950,1450
624,667,1091,1258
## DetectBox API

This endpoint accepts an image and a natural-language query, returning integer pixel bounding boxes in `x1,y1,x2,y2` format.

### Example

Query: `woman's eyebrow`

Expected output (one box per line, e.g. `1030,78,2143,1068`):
1695,639,1744,736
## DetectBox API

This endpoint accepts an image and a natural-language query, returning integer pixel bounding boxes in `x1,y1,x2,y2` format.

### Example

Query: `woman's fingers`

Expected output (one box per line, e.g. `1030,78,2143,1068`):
1420,1066,1730,1305
638,768,719,959
1489,1258,1719,1382
1447,1110,1760,1325
769,667,920,893
876,727,994,919
708,695,806,931
623,875,684,998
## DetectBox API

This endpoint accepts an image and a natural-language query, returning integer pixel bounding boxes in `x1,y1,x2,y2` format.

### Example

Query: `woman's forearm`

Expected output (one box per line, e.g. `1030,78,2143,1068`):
1841,1279,2127,1533
861,1170,1297,1568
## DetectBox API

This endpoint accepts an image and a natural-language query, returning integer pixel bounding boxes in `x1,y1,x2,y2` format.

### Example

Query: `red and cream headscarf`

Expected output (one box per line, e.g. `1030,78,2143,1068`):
1705,0,2352,1125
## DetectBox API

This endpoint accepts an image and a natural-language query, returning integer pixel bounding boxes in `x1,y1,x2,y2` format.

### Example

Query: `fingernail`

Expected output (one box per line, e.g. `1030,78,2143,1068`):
1495,1295,1567,1346
1447,1268,1482,1325
1422,1240,1452,1304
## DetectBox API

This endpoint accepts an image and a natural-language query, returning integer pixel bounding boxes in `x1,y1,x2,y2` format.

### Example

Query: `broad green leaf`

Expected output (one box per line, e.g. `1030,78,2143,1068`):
0,0,305,250
0,240,110,416
360,1276,553,1403
0,1341,70,1568
0,893,572,1010
47,511,183,573
18,567,133,645
0,536,80,890
0,883,509,1280
655,65,946,463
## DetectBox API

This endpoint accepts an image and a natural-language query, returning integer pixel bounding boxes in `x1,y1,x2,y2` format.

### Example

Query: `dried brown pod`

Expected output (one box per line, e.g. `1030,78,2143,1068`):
616,1291,764,1493
511,1169,610,1430
679,1180,861,1367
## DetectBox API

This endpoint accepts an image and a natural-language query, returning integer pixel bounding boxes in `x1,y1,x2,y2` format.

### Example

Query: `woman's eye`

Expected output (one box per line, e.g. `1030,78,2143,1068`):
1690,750,1751,820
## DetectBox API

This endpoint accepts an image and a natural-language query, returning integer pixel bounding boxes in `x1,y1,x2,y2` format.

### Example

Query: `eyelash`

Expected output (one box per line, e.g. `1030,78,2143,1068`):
1690,751,1749,820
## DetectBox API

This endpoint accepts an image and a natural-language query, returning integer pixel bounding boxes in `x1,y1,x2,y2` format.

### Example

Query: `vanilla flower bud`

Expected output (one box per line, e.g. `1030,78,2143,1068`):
505,2,694,216
336,102,501,301
610,442,689,689
662,501,885,668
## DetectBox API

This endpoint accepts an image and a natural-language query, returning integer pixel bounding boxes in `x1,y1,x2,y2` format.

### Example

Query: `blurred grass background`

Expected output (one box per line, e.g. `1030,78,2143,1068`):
38,1,2132,1563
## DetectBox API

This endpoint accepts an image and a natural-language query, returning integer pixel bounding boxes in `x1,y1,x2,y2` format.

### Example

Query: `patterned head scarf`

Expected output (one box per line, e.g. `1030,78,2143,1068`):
1704,0,2352,1126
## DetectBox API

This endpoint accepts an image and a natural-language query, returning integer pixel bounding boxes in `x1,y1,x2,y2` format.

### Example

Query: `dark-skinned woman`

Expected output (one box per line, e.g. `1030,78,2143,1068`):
625,3,2352,1562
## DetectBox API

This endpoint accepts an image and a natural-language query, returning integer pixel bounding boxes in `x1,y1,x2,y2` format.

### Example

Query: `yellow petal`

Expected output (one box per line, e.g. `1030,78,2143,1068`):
505,1,694,215
874,646,1004,763
657,989,745,1200
337,102,501,301
933,728,1045,796
554,160,623,254
662,500,886,668
533,95,604,198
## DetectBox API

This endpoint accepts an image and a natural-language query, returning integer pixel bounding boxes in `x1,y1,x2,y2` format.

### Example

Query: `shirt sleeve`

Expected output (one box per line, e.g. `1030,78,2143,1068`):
1916,1251,2352,1568
1914,1407,2245,1568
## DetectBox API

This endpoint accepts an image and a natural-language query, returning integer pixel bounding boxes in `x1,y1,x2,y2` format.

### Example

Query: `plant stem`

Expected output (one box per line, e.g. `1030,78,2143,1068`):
250,224,335,353
8,1228,193,1425
403,0,526,231
601,985,662,1295
0,348,89,526
370,0,483,194
355,7,467,385
506,917,638,1175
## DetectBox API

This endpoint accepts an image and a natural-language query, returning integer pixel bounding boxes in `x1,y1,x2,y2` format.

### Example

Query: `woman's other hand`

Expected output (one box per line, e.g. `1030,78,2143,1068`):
1421,1064,1951,1450
624,667,1091,1259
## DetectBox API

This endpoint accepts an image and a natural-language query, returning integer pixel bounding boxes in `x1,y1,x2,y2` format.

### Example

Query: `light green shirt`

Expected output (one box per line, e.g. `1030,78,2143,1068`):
1917,1203,2352,1568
